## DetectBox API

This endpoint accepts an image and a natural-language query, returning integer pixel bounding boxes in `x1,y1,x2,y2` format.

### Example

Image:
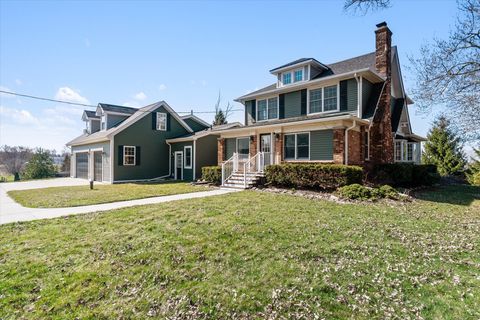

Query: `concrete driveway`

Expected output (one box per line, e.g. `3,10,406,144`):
0,178,237,225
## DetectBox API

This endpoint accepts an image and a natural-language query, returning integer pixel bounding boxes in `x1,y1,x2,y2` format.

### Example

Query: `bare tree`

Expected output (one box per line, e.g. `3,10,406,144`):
409,0,480,142
213,91,234,125
0,146,33,181
343,0,390,14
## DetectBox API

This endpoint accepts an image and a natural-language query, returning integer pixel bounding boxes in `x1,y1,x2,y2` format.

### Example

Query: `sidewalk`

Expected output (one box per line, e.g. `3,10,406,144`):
0,178,238,225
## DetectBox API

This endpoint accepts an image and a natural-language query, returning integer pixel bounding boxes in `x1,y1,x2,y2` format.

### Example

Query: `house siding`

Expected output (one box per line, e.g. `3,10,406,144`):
310,130,334,161
195,134,219,180
113,105,190,181
284,90,302,118
71,141,111,182
171,141,193,181
362,79,373,113
245,100,256,125
225,138,236,159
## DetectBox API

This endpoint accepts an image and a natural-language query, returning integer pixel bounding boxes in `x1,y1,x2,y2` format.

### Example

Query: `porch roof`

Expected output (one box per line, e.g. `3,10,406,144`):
395,133,427,142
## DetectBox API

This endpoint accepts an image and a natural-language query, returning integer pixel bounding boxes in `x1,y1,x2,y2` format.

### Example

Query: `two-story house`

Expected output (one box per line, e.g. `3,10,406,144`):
216,22,425,187
67,101,228,183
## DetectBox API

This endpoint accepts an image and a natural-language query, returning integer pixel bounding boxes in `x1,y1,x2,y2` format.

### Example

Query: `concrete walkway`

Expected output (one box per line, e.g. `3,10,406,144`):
0,178,238,225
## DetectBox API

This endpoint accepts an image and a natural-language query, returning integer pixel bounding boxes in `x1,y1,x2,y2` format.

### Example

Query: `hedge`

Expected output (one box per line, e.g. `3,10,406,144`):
265,163,363,190
369,163,440,187
201,166,221,185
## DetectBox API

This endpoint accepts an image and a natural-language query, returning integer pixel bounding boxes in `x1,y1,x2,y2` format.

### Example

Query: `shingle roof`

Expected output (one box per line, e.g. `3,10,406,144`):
98,103,138,115
237,47,397,101
84,110,100,119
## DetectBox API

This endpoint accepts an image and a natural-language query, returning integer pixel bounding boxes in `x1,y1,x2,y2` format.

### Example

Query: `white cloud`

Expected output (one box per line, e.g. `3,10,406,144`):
15,79,22,85
0,105,39,125
122,101,139,108
133,91,147,100
54,87,90,105
159,84,167,91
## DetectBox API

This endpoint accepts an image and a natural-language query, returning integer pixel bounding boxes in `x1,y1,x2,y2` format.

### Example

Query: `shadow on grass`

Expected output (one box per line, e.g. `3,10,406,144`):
413,184,480,206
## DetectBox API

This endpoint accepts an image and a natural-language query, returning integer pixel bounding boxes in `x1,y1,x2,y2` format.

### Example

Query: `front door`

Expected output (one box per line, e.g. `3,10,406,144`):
260,134,272,167
174,152,183,180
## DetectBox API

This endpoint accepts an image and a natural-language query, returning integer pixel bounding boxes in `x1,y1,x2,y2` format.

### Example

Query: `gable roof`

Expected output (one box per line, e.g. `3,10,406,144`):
67,101,193,146
269,58,328,73
98,103,138,115
82,110,100,121
181,114,210,128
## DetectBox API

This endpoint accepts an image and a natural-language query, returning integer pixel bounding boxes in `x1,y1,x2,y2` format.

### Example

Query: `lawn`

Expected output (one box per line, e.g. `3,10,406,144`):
7,182,210,208
0,185,479,319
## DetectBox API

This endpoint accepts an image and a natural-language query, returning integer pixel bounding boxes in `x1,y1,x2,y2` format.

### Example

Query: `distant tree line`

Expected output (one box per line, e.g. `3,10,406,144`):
0,146,70,181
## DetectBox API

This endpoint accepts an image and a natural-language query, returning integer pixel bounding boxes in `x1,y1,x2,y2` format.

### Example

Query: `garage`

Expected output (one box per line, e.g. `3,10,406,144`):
75,152,88,179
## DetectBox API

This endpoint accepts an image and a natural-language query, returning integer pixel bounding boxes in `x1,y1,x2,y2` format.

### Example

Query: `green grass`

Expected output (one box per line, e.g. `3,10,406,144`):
7,182,210,208
0,175,14,182
0,185,479,319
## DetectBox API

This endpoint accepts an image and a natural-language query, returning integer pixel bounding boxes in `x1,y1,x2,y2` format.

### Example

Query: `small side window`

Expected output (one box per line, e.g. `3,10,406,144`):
184,146,192,169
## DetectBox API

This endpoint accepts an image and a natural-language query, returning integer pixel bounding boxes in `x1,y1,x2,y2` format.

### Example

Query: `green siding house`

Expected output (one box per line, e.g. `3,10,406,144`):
67,101,221,183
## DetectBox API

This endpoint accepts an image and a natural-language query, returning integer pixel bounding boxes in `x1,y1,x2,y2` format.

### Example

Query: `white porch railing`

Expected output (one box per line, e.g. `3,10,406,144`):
242,152,265,188
221,152,268,187
221,153,238,186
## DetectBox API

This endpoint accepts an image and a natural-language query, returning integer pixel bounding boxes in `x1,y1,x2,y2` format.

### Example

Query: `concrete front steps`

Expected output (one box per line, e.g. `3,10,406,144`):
222,172,264,189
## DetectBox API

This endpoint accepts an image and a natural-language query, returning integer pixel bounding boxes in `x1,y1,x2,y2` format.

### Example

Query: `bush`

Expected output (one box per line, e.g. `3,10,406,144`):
265,163,363,190
338,184,399,201
370,163,440,187
22,149,56,180
467,171,480,186
201,166,221,185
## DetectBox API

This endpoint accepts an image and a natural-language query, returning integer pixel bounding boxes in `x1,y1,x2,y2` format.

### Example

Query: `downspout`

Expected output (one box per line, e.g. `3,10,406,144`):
345,120,357,165
166,141,172,178
354,73,361,118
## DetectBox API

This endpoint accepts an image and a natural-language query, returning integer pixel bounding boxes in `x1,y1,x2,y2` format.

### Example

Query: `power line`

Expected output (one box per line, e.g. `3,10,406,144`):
0,89,243,114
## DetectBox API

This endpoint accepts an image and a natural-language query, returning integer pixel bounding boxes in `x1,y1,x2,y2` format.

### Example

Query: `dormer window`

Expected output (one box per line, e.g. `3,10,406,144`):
282,72,291,85
294,69,303,82
101,115,106,130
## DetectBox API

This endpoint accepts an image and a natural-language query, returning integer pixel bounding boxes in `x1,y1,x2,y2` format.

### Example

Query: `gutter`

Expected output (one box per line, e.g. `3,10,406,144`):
345,120,357,165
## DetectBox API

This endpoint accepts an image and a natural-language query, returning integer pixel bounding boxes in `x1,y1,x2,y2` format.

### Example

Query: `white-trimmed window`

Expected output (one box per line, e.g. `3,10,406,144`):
184,146,192,169
156,112,167,131
101,115,106,130
284,133,310,160
294,69,303,82
123,146,136,166
257,97,278,121
308,84,339,114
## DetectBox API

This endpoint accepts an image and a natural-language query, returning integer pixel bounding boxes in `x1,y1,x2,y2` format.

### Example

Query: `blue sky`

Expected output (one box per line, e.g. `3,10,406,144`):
0,0,459,152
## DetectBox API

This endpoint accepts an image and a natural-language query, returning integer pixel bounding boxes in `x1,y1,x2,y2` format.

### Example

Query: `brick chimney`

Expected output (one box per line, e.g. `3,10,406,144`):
369,22,394,164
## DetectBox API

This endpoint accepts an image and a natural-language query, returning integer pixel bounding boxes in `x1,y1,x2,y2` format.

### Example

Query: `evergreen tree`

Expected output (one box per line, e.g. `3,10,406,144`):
422,115,466,176
22,149,57,180
213,109,226,126
466,148,480,185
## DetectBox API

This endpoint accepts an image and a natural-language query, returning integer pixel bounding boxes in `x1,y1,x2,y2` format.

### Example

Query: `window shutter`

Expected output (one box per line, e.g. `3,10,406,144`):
136,146,141,166
279,94,285,119
167,113,171,131
300,89,307,115
251,100,256,121
340,80,348,111
152,112,157,130
118,145,124,166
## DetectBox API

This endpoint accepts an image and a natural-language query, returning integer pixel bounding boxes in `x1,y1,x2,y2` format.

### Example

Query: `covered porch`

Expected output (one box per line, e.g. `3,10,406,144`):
394,133,426,164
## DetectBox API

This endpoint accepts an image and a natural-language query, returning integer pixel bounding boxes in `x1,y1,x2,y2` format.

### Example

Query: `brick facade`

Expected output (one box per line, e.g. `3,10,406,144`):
274,133,283,163
370,22,394,164
347,129,364,166
217,138,225,164
333,129,345,164
249,135,257,157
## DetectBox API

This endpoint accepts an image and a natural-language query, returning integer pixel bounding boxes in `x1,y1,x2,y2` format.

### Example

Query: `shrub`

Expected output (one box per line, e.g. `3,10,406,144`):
467,171,480,186
337,184,399,201
369,163,440,187
338,184,372,200
22,149,56,180
265,163,363,190
201,166,221,185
